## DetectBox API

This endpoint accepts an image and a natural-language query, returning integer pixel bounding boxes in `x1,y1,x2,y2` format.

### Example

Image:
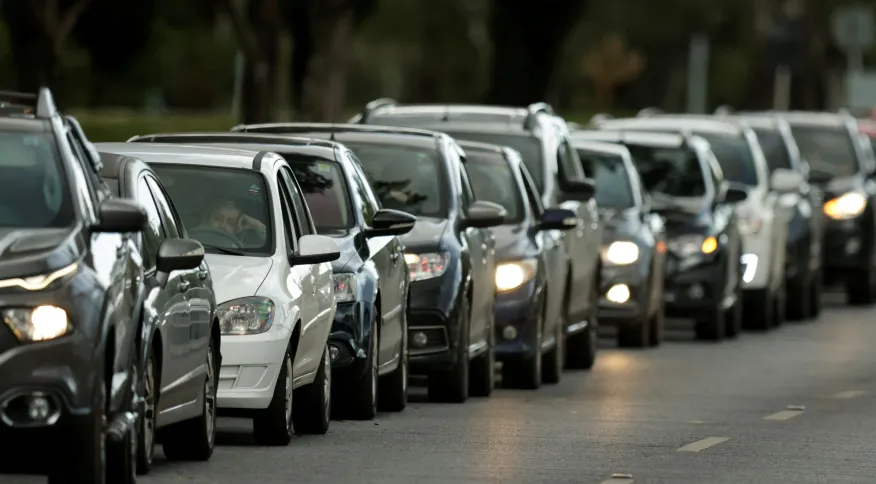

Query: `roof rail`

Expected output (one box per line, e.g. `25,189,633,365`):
523,102,554,130
590,113,614,124
0,87,58,119
714,105,734,115
359,97,398,123
637,107,663,117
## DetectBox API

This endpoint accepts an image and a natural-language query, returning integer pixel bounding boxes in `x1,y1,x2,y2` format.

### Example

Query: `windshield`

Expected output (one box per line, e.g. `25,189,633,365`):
151,165,273,255
464,151,524,223
625,144,706,197
790,125,860,177
282,155,353,232
753,128,793,172
445,131,545,193
342,142,446,217
0,131,73,228
696,133,759,185
577,150,635,209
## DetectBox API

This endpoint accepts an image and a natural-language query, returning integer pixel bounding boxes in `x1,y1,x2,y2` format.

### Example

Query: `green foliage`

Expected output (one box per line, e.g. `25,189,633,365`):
72,112,236,142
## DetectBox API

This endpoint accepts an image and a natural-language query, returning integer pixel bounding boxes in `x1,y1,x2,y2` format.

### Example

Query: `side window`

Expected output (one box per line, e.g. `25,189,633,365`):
345,154,378,225
66,132,101,205
458,166,474,211
276,174,299,252
136,177,167,269
557,139,586,180
279,167,315,237
519,165,544,216
145,176,181,238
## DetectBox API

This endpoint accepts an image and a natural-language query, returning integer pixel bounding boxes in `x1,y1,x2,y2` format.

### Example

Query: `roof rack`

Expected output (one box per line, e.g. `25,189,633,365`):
637,107,663,117
589,113,614,124
0,87,58,119
523,102,554,130
128,132,335,148
714,105,734,115
359,97,399,123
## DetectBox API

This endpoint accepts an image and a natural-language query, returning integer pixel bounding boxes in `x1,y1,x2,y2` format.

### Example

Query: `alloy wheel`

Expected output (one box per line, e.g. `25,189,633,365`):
284,355,293,429
204,345,217,445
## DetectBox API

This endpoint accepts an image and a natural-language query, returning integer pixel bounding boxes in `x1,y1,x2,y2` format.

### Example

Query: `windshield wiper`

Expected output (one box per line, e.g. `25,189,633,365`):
201,244,245,256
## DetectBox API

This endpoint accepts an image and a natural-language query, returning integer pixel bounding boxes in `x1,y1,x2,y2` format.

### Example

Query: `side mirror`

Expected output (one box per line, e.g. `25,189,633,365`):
537,208,578,231
464,200,507,228
157,238,205,274
289,234,341,265
722,183,749,203
808,168,833,184
93,198,146,233
563,177,596,201
769,168,804,193
366,208,417,237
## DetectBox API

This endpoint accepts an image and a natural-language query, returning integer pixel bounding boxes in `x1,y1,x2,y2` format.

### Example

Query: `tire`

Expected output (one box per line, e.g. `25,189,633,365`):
807,269,822,318
785,277,810,321
136,346,157,474
427,298,470,403
566,280,598,369
377,333,408,412
49,364,107,484
648,300,665,347
694,303,724,341
846,266,876,306
162,334,218,460
106,358,136,484
252,343,294,445
502,300,542,390
468,306,495,397
772,279,786,328
617,318,648,348
342,327,378,420
541,301,564,384
742,288,772,331
292,344,331,434
723,283,742,339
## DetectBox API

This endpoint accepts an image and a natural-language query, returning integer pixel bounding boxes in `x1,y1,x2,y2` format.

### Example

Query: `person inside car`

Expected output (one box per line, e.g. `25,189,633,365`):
197,198,267,243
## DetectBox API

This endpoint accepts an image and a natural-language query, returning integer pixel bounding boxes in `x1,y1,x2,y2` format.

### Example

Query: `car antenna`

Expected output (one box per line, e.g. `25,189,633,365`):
442,105,450,121
329,127,336,142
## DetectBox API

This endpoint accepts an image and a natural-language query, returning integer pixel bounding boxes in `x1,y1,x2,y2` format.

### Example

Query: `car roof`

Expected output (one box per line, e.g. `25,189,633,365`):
569,139,631,157
570,129,688,148
180,142,337,162
96,151,150,179
745,111,851,127
0,116,49,133
598,116,744,137
233,122,439,139
94,142,268,171
721,114,780,131
268,129,442,150
359,104,529,123
128,131,338,148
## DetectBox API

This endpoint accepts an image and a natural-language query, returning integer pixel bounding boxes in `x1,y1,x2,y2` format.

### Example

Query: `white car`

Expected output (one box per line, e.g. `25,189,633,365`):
595,114,803,329
97,142,340,445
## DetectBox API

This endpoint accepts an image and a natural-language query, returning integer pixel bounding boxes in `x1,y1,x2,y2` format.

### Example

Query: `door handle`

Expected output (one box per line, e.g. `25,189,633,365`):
198,269,209,280
177,281,190,293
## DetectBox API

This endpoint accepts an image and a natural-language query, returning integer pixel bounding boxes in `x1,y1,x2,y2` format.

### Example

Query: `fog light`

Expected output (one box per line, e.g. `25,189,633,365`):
846,238,861,255
411,331,428,348
606,284,630,304
502,325,518,340
687,283,705,300
27,394,51,421
329,345,340,362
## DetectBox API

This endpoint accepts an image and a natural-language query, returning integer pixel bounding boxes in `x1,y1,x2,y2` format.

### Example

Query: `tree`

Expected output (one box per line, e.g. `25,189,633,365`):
484,0,589,106
582,34,645,108
1,0,95,94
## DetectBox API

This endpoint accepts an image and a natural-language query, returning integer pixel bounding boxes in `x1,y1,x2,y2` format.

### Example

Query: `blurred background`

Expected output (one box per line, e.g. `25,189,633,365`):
1,0,874,139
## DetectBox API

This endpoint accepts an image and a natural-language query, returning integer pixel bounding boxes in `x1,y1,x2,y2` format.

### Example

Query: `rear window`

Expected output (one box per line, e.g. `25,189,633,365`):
464,150,524,223
753,128,793,172
790,125,859,177
696,133,759,186
445,132,545,193
624,144,707,198
577,150,635,209
280,154,354,232
0,131,73,228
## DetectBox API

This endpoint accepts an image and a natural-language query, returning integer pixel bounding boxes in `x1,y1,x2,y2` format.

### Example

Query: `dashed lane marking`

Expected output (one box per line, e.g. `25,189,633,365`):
763,409,804,421
832,390,866,399
676,436,730,452
599,474,634,483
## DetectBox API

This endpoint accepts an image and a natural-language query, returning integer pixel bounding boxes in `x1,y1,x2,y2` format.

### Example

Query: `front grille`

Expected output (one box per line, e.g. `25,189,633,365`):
0,323,19,354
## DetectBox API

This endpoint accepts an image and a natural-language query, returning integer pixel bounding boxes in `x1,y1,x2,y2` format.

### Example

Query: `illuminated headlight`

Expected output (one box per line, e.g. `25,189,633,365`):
332,273,357,303
737,215,763,235
668,235,718,258
404,252,450,282
601,241,639,265
0,262,78,291
824,192,866,220
495,259,538,292
2,305,70,342
218,297,275,335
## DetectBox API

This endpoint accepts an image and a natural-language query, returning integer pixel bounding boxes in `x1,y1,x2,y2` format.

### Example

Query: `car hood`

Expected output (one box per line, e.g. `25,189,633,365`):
205,254,274,304
0,226,82,280
599,208,641,239
651,195,710,233
492,223,532,260
399,216,449,253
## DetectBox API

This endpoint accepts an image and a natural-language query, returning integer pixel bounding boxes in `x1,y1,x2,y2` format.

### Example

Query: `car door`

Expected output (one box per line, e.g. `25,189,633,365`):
457,162,491,353
145,175,212,384
133,174,193,411
347,154,404,369
279,165,334,375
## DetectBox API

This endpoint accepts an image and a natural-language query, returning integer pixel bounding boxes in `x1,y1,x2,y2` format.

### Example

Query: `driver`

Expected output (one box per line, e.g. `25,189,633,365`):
198,199,266,240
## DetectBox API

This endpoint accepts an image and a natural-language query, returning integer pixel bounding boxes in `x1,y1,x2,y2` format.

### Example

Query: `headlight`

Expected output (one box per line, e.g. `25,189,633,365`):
495,259,538,292
218,297,275,335
0,262,78,291
404,252,450,282
2,305,70,342
602,241,639,265
668,235,718,258
332,273,358,303
824,192,866,220
737,215,763,235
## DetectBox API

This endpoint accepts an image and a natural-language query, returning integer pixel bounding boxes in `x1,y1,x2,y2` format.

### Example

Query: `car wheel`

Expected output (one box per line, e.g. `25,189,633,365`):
846,265,876,305
566,279,598,369
377,330,408,412
253,343,294,445
292,344,331,434
342,325,379,420
785,275,810,321
162,334,218,460
427,297,470,403
502,300,543,390
107,360,136,484
648,298,666,347
807,269,822,318
772,279,786,328
136,347,157,474
723,282,742,339
541,301,564,384
742,288,773,331
469,300,496,396
49,364,107,484
694,300,725,341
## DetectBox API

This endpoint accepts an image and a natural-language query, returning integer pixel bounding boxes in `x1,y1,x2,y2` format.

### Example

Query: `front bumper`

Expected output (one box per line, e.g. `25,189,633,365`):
0,406,96,474
492,280,542,361
217,325,292,410
327,301,372,381
598,264,650,323
663,252,726,318
406,274,464,374
822,216,873,282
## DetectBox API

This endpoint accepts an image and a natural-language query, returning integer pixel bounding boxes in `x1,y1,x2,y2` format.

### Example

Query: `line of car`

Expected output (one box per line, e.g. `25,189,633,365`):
0,88,872,483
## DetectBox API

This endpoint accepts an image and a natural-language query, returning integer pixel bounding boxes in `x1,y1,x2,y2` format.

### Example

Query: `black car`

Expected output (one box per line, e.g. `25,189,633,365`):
341,100,602,369
721,113,825,319
0,88,150,483
748,111,876,306
178,125,503,403
455,140,578,388
96,151,220,473
122,132,415,419
571,139,668,347
570,129,747,341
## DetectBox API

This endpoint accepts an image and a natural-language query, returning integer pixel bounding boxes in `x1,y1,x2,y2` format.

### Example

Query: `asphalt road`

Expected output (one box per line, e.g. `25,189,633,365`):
9,291,876,484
